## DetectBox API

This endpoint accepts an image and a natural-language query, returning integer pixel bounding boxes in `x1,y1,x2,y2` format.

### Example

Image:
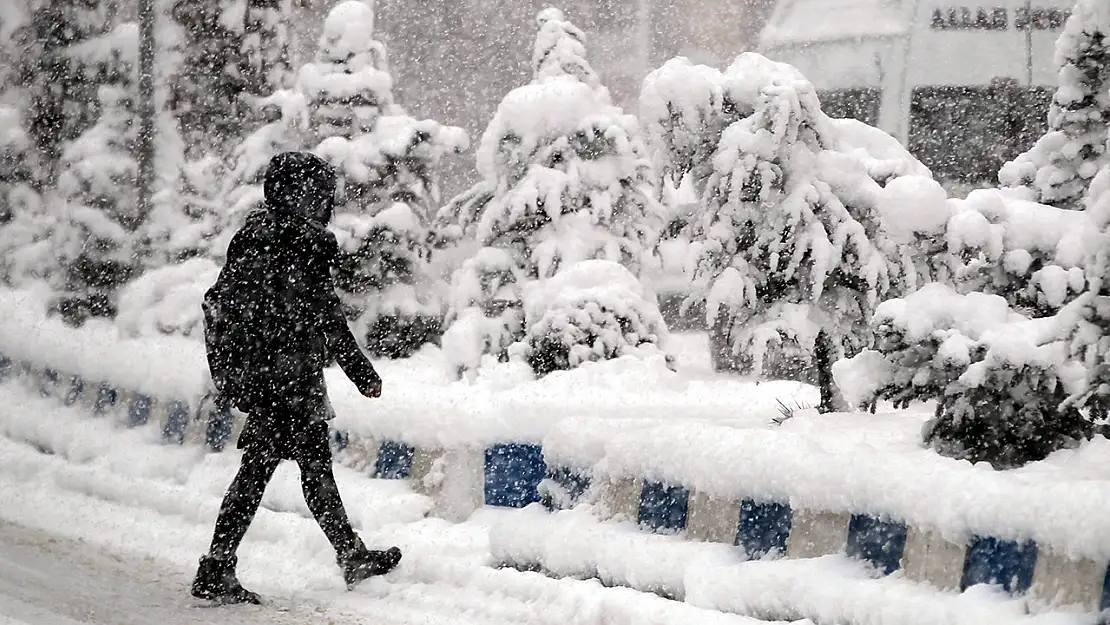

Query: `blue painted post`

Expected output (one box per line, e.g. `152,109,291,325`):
205,404,234,452
161,400,189,444
637,481,690,533
737,499,793,559
846,514,908,575
128,393,152,427
63,376,84,406
93,384,117,416
483,444,546,508
960,536,1038,594
374,441,415,479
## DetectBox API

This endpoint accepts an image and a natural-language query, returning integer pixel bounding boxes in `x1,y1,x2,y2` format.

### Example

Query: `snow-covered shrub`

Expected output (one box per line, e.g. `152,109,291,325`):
513,260,671,376
946,188,1090,317
833,284,1093,468
440,247,525,380
643,52,930,410
1059,167,1110,419
302,1,467,357
143,154,223,266
999,0,1110,208
116,257,220,339
50,29,138,325
437,8,667,378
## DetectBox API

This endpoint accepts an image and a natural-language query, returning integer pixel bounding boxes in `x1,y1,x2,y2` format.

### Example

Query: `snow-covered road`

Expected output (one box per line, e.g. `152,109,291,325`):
0,382,781,625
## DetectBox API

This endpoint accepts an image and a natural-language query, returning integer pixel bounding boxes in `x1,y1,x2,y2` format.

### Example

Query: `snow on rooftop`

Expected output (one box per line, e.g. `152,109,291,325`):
760,0,909,49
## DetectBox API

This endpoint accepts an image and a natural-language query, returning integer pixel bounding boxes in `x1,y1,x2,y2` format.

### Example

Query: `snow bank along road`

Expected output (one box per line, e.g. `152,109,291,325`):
0,382,800,625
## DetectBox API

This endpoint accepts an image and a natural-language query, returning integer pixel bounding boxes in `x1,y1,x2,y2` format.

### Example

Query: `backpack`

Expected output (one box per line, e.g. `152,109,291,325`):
202,274,248,409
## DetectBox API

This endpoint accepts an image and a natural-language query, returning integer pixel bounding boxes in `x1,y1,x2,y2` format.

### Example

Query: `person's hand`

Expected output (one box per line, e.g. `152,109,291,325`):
363,378,382,399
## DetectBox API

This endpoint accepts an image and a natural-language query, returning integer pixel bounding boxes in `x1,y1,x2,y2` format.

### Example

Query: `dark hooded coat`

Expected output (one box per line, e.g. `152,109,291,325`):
203,152,380,458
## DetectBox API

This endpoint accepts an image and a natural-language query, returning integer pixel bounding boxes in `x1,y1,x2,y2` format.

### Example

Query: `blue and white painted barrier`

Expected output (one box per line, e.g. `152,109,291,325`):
3,346,1108,619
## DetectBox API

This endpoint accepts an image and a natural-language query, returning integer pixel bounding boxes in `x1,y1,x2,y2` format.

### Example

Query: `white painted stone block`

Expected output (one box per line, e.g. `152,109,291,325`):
1031,547,1106,612
427,448,484,522
687,489,741,545
901,525,968,591
598,476,644,523
786,509,851,559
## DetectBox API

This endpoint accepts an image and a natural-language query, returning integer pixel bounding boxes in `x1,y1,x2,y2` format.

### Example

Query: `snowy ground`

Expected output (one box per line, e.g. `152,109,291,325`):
0,340,803,625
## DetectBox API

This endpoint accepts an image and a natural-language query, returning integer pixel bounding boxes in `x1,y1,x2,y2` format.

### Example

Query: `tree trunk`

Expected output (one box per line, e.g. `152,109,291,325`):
135,0,156,230
815,329,837,413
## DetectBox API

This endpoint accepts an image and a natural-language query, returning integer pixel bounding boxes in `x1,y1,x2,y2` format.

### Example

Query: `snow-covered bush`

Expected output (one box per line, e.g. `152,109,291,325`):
999,0,1110,208
115,257,220,339
440,247,525,380
50,28,138,325
513,260,671,376
438,8,667,378
946,188,1090,317
834,284,1093,468
643,53,929,410
301,1,467,358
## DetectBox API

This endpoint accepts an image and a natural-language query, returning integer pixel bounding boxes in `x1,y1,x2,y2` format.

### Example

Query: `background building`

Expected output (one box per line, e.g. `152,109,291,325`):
759,0,1073,190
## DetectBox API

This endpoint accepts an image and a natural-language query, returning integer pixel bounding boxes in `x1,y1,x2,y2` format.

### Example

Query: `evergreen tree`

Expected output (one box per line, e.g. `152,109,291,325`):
301,0,467,358
999,0,1110,208
168,0,247,158
50,23,139,324
644,53,928,411
12,0,116,186
240,0,295,105
439,8,667,379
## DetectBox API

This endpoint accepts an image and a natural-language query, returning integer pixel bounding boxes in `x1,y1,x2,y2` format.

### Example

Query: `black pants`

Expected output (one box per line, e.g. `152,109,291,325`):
207,414,360,562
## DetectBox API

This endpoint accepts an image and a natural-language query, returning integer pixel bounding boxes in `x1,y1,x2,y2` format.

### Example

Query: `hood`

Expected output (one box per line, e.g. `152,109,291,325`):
263,151,338,226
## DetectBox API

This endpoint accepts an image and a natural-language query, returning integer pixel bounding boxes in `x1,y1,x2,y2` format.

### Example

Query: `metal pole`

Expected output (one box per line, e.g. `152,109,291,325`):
136,0,157,230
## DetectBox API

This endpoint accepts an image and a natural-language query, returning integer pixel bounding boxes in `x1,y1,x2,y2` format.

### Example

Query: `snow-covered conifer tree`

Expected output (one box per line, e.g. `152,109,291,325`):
301,0,467,357
644,53,932,411
439,8,667,378
50,24,139,324
999,0,1110,208
240,0,295,107
12,0,116,185
169,0,248,158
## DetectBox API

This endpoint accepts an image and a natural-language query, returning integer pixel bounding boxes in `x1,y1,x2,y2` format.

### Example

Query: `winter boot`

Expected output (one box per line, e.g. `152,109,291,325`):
191,555,262,605
340,544,402,589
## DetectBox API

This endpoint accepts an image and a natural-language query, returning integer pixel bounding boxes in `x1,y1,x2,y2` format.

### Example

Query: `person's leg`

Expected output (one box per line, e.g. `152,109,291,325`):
296,421,359,556
295,420,401,587
193,418,281,604
208,444,281,560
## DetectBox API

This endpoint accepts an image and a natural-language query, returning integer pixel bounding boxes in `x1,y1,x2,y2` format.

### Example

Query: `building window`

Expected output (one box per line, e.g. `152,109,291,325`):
909,80,1050,185
817,88,881,127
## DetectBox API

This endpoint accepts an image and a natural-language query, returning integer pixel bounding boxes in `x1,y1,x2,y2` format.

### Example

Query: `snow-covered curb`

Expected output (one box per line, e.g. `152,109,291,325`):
3,286,1109,618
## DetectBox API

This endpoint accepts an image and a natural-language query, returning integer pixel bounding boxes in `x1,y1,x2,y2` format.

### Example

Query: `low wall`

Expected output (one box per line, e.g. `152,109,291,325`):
1,288,1106,621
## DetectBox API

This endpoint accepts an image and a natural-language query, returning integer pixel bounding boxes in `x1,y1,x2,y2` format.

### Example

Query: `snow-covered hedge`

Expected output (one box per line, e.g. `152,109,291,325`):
513,260,671,376
115,257,220,339
833,283,1093,468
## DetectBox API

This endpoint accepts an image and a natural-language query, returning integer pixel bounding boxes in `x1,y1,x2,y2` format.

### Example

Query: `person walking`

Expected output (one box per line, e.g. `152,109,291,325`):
192,151,401,605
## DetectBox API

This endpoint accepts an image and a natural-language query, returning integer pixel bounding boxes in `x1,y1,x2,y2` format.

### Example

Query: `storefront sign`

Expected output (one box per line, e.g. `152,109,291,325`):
930,6,1070,31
